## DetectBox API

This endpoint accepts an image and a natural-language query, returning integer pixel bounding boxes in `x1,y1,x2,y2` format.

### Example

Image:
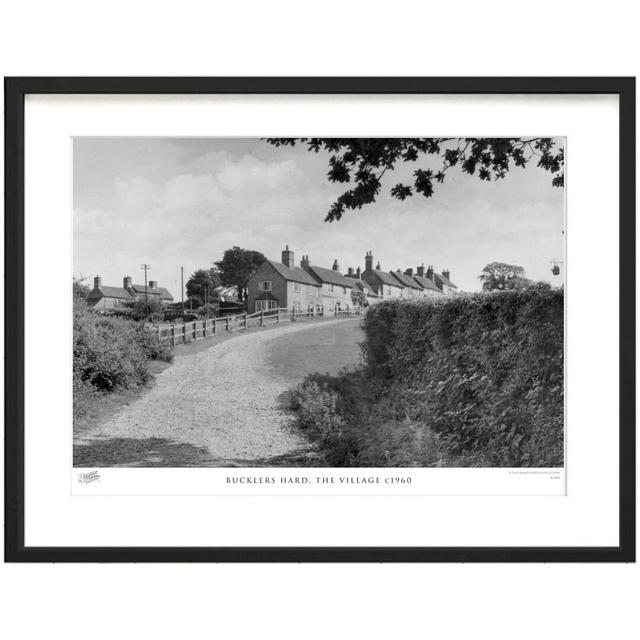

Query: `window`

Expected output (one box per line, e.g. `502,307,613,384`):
387,287,391,296
342,286,347,295
259,281,272,292
255,300,277,312
293,282,301,293
329,283,334,292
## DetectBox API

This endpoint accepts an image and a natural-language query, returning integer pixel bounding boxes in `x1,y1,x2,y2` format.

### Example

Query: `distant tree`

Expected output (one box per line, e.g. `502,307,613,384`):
478,262,534,291
266,138,564,221
186,268,221,305
121,297,165,321
215,247,265,302
186,295,203,309
73,276,90,301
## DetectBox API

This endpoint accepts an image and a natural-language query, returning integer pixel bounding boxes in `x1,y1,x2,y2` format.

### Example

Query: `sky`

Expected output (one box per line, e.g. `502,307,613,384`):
73,137,565,296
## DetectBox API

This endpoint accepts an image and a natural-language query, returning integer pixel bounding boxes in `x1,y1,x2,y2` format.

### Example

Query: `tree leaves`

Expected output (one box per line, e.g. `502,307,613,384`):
413,168,434,197
265,137,565,221
478,262,533,291
214,246,266,301
390,183,413,200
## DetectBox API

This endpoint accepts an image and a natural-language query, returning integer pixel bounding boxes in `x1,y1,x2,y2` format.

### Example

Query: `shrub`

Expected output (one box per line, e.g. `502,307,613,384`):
73,373,98,421
73,296,173,392
105,297,166,322
362,290,564,466
289,289,564,467
136,326,174,362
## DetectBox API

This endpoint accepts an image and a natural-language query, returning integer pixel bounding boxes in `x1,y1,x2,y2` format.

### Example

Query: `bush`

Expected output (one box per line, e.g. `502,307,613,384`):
105,297,166,322
73,296,173,392
136,326,174,362
289,289,564,467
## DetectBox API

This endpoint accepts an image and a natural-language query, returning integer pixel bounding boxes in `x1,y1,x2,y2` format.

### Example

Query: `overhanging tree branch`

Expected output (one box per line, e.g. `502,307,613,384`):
265,137,565,221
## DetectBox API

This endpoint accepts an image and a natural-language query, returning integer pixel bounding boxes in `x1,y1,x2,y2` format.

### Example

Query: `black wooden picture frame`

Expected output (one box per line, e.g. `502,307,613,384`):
4,77,635,562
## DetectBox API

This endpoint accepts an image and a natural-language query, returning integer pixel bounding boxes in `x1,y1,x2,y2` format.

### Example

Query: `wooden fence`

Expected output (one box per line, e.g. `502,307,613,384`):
153,305,363,346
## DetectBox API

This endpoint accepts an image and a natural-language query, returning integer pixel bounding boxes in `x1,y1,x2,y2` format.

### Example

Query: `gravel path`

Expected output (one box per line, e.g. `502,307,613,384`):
77,318,361,466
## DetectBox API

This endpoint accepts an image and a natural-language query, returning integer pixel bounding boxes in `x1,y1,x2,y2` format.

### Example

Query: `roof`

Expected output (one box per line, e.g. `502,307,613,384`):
305,265,354,288
255,291,279,301
266,260,320,286
352,279,379,297
390,271,422,290
365,268,404,288
87,286,134,300
131,284,174,300
434,273,457,289
412,275,442,292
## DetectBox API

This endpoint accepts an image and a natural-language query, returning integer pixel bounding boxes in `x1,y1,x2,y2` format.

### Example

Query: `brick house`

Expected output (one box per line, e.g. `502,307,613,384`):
361,251,405,299
433,269,458,295
345,267,379,305
390,268,424,298
86,275,174,310
301,256,355,312
246,246,457,313
246,246,321,313
412,265,443,298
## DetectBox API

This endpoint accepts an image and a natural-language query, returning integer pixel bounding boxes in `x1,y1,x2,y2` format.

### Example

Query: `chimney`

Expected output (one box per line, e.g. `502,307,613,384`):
300,254,310,269
443,269,451,281
417,264,425,277
376,261,381,270
347,267,354,277
281,245,294,268
356,266,361,279
426,265,434,281
123,275,132,289
332,259,340,272
94,275,102,290
404,268,413,277
148,280,157,289
364,251,373,272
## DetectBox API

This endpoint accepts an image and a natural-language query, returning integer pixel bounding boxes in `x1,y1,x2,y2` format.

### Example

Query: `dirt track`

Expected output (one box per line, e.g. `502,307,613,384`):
74,318,362,466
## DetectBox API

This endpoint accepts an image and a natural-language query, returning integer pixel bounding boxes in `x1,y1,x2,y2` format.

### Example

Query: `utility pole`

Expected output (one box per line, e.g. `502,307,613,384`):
205,283,209,318
181,266,185,313
140,264,151,321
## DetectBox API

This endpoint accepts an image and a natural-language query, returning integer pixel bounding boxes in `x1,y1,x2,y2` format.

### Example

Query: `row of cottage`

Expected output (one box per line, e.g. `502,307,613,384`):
247,246,457,314
84,246,457,313
86,275,174,310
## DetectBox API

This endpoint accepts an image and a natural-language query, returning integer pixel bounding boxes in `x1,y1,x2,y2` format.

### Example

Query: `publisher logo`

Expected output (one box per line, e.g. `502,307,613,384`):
78,470,101,484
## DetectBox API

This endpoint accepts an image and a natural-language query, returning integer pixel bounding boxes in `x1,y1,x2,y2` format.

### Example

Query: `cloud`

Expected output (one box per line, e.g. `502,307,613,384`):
74,139,565,293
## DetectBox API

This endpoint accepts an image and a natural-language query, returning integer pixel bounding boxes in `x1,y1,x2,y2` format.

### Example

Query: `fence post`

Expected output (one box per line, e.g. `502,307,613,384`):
260,310,264,326
170,324,175,347
181,323,186,344
276,308,280,324
226,316,230,332
292,308,296,322
244,312,247,330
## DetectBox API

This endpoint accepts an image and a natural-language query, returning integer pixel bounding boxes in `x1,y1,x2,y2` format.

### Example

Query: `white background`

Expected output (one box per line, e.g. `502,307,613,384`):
1,1,638,639
26,94,603,548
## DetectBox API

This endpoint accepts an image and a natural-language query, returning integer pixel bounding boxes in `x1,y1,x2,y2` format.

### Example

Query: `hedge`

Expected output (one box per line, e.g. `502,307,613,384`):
73,298,173,393
362,289,564,466
290,289,564,467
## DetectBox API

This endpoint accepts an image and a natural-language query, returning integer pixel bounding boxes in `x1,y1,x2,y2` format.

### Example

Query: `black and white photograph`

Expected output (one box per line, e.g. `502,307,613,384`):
73,136,565,470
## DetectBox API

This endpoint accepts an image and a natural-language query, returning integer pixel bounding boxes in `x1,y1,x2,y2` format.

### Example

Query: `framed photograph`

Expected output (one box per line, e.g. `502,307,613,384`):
4,77,635,562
